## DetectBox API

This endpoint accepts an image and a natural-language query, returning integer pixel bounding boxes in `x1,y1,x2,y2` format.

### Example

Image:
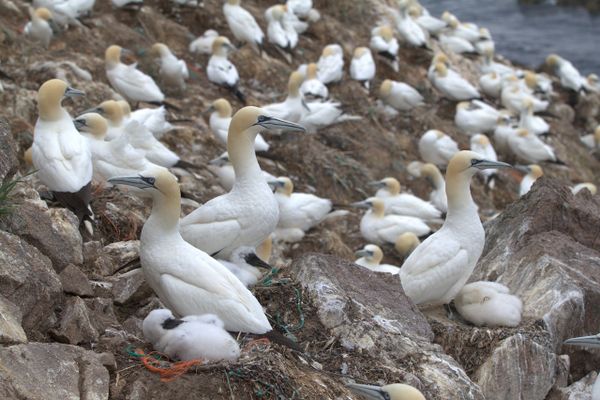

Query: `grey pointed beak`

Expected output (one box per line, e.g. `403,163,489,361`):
515,165,530,174
473,159,512,171
564,334,600,348
346,383,387,400
255,116,306,133
65,87,85,98
209,155,228,166
350,200,371,209
121,48,134,57
80,106,102,116
354,249,372,258
243,253,273,270
108,175,155,189
73,118,87,131
224,43,236,52
203,105,216,115
368,181,386,189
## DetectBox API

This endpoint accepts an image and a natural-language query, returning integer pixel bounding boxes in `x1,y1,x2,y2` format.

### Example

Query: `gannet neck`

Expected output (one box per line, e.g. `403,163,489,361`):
38,83,65,121
117,100,131,117
383,177,400,195
227,109,263,181
594,126,600,146
212,36,232,56
435,62,448,78
76,113,108,140
35,7,52,21
146,173,182,233
306,63,318,80
214,98,232,118
369,198,385,217
105,45,122,69
256,236,272,262
445,167,477,217
422,163,444,189
369,245,383,264
100,100,124,125
288,71,304,98
276,177,293,196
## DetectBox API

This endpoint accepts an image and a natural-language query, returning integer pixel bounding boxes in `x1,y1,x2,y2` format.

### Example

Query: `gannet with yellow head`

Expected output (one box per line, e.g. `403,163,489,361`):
584,73,599,93
207,36,245,103
470,134,499,188
508,128,557,164
480,48,515,76
546,53,585,92
411,5,446,35
395,232,420,259
439,29,476,54
32,79,93,231
24,8,53,48
209,98,269,152
262,71,305,123
501,75,549,113
82,99,125,140
442,12,480,43
189,29,219,55
265,4,298,58
350,47,376,89
493,111,519,154
379,79,424,113
563,334,600,400
150,43,189,92
400,151,511,306
418,129,459,168
223,0,264,52
475,27,494,55
454,100,500,135
580,126,600,151
479,71,501,98
369,177,442,222
354,244,400,275
394,0,428,48
370,25,399,71
180,107,305,258
517,164,543,197
431,62,480,101
317,44,344,84
455,281,523,327
420,162,448,213
300,63,329,100
518,98,549,137
347,382,426,400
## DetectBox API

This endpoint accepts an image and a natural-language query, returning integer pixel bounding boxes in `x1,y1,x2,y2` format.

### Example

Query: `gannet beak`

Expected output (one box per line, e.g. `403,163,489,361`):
65,87,85,98
224,42,236,52
209,156,227,166
354,249,372,258
203,105,215,115
368,180,386,189
346,383,388,400
255,115,306,133
80,106,102,115
108,175,156,189
350,200,371,209
121,48,134,57
564,334,600,348
301,99,311,112
515,165,530,174
472,159,512,171
243,253,274,270
73,118,87,131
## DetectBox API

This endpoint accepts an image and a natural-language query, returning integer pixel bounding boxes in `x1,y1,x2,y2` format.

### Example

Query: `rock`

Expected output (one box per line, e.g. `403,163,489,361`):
59,264,93,296
96,352,117,373
0,294,27,344
0,230,62,340
0,117,17,182
0,342,109,400
51,296,98,345
84,297,121,334
110,268,152,305
548,371,598,400
92,240,140,277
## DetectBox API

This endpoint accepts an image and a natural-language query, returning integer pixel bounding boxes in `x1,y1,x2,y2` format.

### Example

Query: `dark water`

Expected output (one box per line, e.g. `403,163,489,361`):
419,0,600,75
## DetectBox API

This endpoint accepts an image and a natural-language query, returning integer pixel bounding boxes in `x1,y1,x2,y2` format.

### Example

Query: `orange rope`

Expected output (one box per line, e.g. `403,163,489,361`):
135,348,203,382
242,338,271,353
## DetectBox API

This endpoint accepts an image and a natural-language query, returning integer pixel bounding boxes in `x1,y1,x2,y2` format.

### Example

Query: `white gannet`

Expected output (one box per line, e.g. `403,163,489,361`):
517,164,543,197
109,167,272,334
32,79,93,231
400,151,511,306
454,281,523,327
24,8,53,48
470,134,498,188
262,71,305,122
287,0,312,19
347,382,426,400
208,152,276,191
83,99,126,141
580,126,600,151
493,112,519,155
300,63,328,100
584,73,599,93
351,197,431,245
223,0,264,52
209,98,269,152
265,4,298,60
479,72,501,98
524,70,553,97
439,29,475,55
518,98,549,136
571,182,597,196
420,163,448,213
480,49,515,77
379,79,424,112
394,0,427,48
411,6,446,36
455,100,500,135
189,29,219,54
369,177,442,222
354,244,400,275
299,98,360,134
563,334,600,400
105,45,165,104
370,25,399,71
508,128,557,164
180,107,305,258
217,246,271,287
207,36,245,103
143,309,241,362
270,176,332,234
431,62,480,101
128,105,174,139
501,76,548,113
150,43,189,92
546,54,585,92
442,12,479,43
350,47,376,89
317,44,344,85
48,0,94,21
475,28,494,55
395,232,420,259
418,129,459,168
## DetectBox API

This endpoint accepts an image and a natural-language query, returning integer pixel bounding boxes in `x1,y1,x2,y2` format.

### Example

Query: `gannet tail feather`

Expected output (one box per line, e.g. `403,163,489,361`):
174,159,202,170
52,181,94,227
256,330,303,352
230,86,246,105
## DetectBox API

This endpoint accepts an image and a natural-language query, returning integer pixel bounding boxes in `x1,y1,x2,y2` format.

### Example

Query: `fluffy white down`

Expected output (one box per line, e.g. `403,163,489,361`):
455,281,523,327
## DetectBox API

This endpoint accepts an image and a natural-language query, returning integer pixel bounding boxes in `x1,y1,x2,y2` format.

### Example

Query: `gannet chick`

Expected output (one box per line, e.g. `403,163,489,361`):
508,128,557,164
262,71,305,122
209,98,269,152
518,98,549,136
454,281,523,327
189,29,219,54
270,176,332,235
217,246,271,287
32,79,93,231
470,134,498,188
418,129,459,168
400,151,511,306
431,62,480,101
571,182,597,196
370,25,399,71
479,72,501,98
150,43,189,92
455,100,499,135
223,0,264,52
350,47,376,89
180,107,305,258
208,152,276,191
317,44,344,84
352,197,431,245
580,126,600,151
379,79,424,112
109,167,272,333
265,4,298,60
129,105,174,139
563,333,600,400
369,177,442,222
143,309,241,362
347,382,425,400
105,45,165,104
394,0,427,48
420,163,448,213
300,63,328,100
207,36,245,104
518,164,543,196
354,244,400,275
546,54,585,92
24,8,53,48
395,232,420,258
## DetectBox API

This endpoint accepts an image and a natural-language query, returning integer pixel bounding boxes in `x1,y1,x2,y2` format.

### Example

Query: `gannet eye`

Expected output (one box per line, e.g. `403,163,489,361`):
141,176,156,186
257,115,270,123
470,159,482,167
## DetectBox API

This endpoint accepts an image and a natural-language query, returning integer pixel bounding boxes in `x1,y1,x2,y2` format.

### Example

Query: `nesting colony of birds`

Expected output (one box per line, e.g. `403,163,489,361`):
0,0,599,399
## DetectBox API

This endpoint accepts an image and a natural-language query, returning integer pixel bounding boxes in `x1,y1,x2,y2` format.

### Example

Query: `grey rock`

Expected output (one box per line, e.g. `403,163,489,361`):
84,297,121,334
92,240,140,277
548,371,598,400
111,268,152,305
96,351,117,373
0,342,109,400
59,264,93,296
0,117,18,182
51,296,98,345
0,294,27,344
0,230,62,340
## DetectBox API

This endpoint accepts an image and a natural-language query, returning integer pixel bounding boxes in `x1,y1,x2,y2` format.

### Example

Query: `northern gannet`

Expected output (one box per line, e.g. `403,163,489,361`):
479,72,501,98
207,36,245,103
480,49,515,77
395,232,420,258
439,30,475,55
143,309,241,362
209,98,269,152
454,100,500,135
85,99,125,141
401,151,510,306
223,0,264,52
411,6,446,36
24,8,53,48
352,197,431,245
350,47,375,89
180,107,305,258
128,105,174,139
286,0,313,19
508,128,557,164
571,182,597,196
189,30,219,54
418,129,459,168
584,73,599,93
300,63,328,100
501,77,548,113
370,25,399,71
475,28,494,55
217,246,271,287
207,152,276,191
454,281,523,327
442,12,479,43
109,167,272,333
265,4,298,60
317,44,344,84
262,71,305,122
394,0,427,48
431,62,480,101
369,177,442,222
347,382,425,400
420,163,448,212
470,134,498,188
42,0,94,22
379,79,424,112
32,79,93,231
150,43,189,92
299,98,360,134
546,54,585,92
580,126,600,150
563,334,600,400
517,164,543,197
518,98,549,136
354,244,400,275
105,45,165,104
493,112,519,154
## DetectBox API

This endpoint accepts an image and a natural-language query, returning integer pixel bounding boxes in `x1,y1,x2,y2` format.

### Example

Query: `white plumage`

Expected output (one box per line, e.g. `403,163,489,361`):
123,120,180,168
265,5,298,51
350,48,375,89
518,99,549,136
286,0,312,18
379,79,424,112
262,71,305,123
24,8,53,48
371,177,442,222
479,72,502,98
454,100,500,135
189,30,219,54
420,163,448,213
209,98,269,152
418,129,459,168
354,244,400,275
580,126,600,150
508,129,557,164
431,62,480,101
470,134,498,187
439,33,475,54
300,63,328,100
518,164,543,197
207,37,239,88
370,26,399,71
546,54,585,92
151,43,189,92
317,44,344,84
394,2,427,47
217,247,269,287
129,106,174,139
455,281,523,327
223,0,264,49
207,152,275,191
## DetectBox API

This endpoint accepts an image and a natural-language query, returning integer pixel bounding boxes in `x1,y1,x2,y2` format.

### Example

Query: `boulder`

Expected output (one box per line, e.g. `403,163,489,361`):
59,264,93,297
92,240,140,277
84,297,121,334
0,117,17,182
0,294,27,344
548,371,598,400
51,296,99,345
111,268,152,305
